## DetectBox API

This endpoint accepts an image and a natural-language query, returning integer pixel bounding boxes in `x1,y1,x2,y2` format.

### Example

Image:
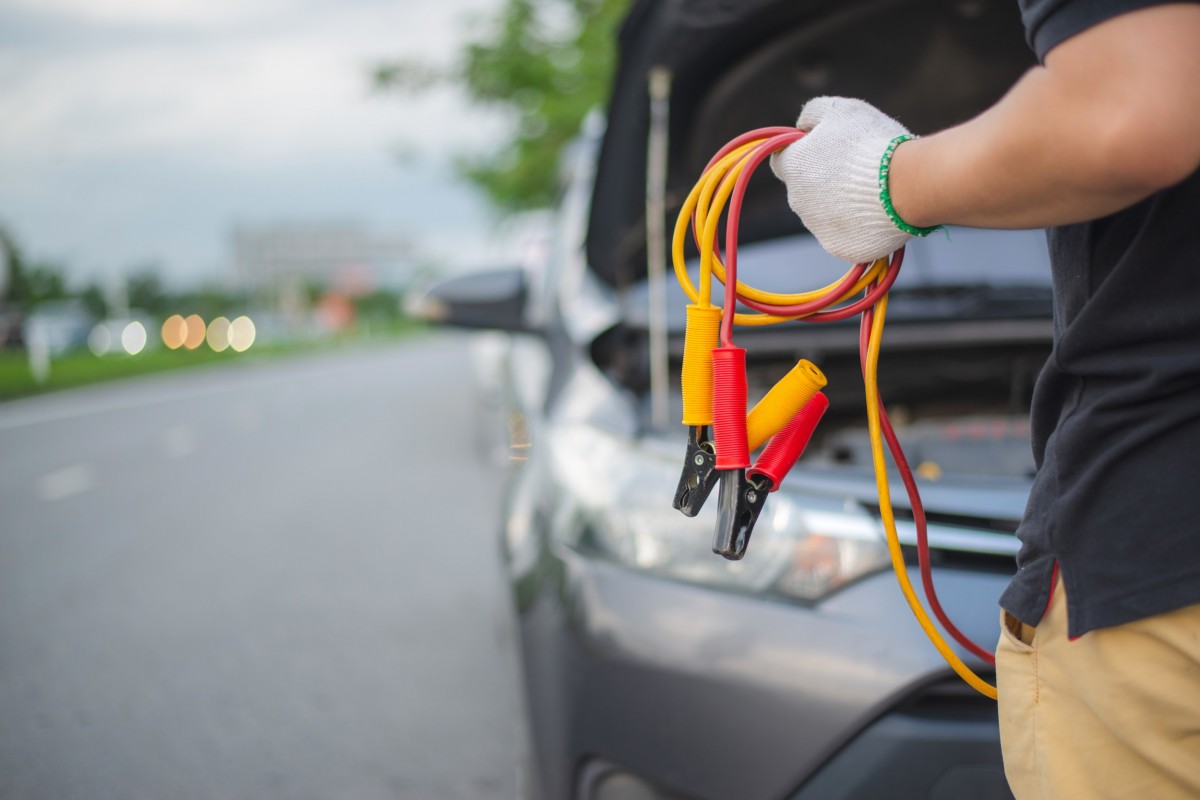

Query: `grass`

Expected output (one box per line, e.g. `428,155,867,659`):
0,321,425,402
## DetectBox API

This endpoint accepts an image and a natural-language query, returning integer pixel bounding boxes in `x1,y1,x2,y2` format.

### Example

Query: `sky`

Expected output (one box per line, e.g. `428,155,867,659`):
0,0,509,289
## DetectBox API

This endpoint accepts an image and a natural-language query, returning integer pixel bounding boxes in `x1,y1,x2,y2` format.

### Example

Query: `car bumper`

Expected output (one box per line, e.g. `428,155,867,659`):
515,544,1012,800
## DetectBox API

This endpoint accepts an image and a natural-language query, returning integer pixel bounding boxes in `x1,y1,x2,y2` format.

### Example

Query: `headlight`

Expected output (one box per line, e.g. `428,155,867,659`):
549,426,891,602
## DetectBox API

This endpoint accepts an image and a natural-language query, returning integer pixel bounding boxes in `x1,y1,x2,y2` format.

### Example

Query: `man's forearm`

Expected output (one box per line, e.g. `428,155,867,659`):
888,3,1200,231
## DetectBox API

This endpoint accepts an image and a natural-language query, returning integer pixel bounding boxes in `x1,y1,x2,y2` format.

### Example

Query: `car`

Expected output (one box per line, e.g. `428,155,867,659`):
414,0,1049,797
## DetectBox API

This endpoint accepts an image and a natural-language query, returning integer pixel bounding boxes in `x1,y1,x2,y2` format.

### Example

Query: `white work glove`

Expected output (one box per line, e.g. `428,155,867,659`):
770,96,936,264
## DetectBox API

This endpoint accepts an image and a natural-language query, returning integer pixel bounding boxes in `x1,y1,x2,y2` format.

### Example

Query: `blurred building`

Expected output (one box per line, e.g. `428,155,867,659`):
231,222,415,298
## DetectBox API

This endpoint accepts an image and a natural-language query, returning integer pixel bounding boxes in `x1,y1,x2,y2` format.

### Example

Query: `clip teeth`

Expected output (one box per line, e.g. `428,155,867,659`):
712,469,771,560
673,426,719,517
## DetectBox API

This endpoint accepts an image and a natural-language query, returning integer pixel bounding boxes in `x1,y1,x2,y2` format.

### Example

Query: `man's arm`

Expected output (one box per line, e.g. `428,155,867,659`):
889,3,1200,230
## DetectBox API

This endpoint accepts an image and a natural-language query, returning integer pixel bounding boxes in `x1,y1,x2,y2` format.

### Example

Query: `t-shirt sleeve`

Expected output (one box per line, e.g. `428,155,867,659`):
1018,0,1199,61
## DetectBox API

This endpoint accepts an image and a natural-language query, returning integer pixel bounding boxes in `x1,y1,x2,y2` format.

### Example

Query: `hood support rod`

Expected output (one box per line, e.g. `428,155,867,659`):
646,66,672,429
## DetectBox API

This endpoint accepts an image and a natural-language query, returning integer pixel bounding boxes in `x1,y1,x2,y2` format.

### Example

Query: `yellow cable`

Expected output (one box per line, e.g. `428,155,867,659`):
863,295,998,699
698,157,748,311
691,147,884,307
673,148,887,324
673,144,755,308
671,131,1000,700
681,304,723,426
746,359,826,451
696,144,758,306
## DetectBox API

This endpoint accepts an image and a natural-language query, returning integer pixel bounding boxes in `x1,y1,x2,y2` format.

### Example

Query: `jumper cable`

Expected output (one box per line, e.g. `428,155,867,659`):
671,127,998,699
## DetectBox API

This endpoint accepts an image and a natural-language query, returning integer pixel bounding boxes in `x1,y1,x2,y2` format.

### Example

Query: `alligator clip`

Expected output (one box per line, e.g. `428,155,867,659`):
673,425,719,517
712,392,830,561
712,469,770,560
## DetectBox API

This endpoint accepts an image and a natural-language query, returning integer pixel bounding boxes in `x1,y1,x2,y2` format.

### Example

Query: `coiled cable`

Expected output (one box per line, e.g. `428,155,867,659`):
674,127,998,699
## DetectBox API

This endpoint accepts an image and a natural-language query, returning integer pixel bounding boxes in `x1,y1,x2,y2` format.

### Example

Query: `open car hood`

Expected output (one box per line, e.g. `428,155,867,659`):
589,0,1036,289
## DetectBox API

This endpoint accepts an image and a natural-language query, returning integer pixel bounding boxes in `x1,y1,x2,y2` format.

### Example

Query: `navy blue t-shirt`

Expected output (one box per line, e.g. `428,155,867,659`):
1000,0,1200,636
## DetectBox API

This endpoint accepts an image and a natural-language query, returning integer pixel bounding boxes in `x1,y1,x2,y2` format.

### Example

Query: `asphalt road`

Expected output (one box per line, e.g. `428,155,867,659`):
0,336,522,800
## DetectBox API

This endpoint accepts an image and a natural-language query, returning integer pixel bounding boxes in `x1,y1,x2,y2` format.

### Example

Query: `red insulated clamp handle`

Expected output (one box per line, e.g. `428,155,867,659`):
748,392,829,491
711,346,750,470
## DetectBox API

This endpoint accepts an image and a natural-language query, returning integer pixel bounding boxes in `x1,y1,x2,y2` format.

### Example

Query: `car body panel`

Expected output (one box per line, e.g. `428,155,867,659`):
494,345,1024,798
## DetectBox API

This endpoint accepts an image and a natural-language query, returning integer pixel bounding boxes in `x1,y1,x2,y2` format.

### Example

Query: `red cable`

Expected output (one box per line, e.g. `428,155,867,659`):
712,346,751,469
733,265,867,317
704,126,805,172
736,253,902,320
749,393,830,490
720,133,803,346
696,130,997,664
718,135,902,338
691,126,805,276
858,304,996,664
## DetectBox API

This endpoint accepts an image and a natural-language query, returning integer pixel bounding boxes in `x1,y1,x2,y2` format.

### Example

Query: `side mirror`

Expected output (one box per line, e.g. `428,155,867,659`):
407,267,535,333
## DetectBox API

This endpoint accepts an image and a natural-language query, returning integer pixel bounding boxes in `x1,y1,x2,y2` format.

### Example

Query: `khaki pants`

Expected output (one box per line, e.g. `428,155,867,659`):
996,576,1200,799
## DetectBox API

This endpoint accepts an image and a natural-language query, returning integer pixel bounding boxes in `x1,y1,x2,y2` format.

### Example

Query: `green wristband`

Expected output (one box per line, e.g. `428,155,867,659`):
878,135,942,238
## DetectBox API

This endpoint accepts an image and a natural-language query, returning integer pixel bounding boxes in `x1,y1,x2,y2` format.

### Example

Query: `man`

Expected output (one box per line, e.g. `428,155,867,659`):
770,2,1200,797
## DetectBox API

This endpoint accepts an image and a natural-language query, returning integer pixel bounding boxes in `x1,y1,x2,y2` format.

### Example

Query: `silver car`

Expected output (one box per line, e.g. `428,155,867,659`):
417,0,1047,797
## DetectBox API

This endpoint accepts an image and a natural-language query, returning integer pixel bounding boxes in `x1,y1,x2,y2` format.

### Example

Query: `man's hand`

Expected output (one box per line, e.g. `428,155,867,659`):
889,3,1200,231
770,98,923,264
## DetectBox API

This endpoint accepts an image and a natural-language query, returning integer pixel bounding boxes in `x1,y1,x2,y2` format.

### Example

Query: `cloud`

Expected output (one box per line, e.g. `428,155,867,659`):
1,0,503,161
2,0,301,28
0,0,509,284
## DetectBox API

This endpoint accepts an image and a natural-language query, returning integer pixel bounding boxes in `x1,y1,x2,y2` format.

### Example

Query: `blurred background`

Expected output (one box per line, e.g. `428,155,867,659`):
0,0,626,797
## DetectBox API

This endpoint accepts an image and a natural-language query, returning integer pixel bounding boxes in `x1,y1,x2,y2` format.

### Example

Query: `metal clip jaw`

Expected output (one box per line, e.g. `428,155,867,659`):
712,470,772,560
673,426,720,517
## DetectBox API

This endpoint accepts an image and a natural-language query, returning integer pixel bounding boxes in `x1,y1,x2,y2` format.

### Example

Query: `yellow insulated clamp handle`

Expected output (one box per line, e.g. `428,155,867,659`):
746,359,827,452
681,304,723,426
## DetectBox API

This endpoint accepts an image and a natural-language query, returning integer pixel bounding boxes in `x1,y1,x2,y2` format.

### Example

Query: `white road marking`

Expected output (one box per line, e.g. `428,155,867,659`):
38,463,94,502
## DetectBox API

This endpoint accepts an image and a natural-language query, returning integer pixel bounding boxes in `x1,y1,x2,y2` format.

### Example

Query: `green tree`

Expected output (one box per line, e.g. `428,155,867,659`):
0,226,72,310
80,283,110,319
127,270,167,315
1,226,29,307
23,264,68,307
373,0,631,212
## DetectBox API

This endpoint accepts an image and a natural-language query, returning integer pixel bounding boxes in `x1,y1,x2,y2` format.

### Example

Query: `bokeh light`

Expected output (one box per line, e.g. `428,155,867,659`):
121,321,147,355
162,315,187,350
88,325,112,356
206,316,231,352
183,314,206,350
229,316,256,353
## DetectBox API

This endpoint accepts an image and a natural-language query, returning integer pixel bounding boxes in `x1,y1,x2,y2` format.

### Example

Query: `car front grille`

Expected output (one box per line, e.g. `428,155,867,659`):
864,503,1021,574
